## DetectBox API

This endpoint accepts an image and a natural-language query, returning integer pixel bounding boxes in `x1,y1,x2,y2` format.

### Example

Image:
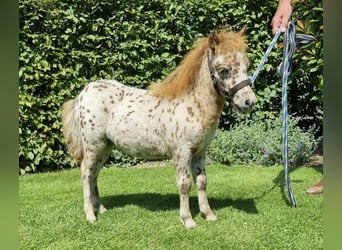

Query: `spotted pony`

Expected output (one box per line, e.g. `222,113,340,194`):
62,29,256,228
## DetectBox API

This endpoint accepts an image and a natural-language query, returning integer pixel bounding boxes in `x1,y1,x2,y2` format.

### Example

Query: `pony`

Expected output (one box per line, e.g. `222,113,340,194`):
62,29,256,228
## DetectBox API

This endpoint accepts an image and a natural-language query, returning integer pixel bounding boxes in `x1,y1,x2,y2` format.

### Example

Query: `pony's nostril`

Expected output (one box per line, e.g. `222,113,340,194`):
245,99,251,106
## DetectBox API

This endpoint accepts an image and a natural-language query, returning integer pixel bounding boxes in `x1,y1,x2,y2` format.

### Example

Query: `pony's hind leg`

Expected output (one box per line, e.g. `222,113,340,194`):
191,154,217,222
92,145,113,214
81,143,113,223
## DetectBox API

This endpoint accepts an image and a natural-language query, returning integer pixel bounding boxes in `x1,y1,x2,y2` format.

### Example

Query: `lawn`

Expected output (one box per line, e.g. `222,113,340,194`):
19,164,323,249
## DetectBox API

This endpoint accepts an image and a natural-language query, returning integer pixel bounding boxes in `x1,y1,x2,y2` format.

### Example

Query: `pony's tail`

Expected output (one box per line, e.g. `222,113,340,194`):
61,99,83,165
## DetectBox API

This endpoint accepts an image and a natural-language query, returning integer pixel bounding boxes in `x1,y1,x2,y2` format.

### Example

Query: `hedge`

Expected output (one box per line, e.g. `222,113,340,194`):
19,0,323,173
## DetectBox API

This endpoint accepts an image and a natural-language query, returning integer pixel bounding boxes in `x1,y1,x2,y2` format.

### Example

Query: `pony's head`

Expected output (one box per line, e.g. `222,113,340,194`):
207,29,256,113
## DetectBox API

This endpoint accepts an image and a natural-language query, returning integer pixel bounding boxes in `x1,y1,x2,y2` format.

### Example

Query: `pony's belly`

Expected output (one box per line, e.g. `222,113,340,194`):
108,127,170,160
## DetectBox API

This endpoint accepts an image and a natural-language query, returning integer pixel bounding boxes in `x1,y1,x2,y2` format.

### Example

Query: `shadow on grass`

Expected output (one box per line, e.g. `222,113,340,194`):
258,165,323,206
102,193,258,215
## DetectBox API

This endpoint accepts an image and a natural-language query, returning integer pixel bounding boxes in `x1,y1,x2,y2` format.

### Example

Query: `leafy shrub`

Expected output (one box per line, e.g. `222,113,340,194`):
208,115,318,166
19,0,322,174
290,0,323,136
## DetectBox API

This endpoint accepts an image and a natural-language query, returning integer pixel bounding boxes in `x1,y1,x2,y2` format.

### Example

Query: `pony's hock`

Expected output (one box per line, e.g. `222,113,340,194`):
62,30,256,228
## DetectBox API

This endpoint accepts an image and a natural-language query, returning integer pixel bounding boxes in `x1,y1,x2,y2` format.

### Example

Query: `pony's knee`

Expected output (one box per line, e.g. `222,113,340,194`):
177,172,191,194
196,174,207,190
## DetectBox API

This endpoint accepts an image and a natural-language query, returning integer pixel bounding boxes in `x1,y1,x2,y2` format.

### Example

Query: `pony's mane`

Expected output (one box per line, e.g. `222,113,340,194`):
148,30,247,98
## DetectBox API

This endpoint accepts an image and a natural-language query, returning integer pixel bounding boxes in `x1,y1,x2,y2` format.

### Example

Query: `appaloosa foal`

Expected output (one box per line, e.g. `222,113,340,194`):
62,29,256,228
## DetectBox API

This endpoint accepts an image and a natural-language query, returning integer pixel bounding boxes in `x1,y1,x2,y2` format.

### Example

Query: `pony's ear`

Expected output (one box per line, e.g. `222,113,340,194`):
209,30,219,51
238,26,247,35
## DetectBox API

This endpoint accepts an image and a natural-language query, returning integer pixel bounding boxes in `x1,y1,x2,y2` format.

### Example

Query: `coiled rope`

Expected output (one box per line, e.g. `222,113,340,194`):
250,21,314,207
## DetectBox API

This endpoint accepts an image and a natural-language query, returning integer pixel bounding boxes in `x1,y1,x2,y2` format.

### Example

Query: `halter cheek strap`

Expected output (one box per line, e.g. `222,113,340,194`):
207,52,251,99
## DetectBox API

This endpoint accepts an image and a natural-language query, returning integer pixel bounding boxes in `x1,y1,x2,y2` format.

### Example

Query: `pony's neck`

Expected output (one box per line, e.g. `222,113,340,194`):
195,51,221,98
198,52,225,103
188,53,225,128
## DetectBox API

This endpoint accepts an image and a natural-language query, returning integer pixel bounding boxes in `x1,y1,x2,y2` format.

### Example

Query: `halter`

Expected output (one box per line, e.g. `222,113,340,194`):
207,51,251,99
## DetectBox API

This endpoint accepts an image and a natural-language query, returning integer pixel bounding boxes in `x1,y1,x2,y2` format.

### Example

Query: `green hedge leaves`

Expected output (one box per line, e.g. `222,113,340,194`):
19,0,323,173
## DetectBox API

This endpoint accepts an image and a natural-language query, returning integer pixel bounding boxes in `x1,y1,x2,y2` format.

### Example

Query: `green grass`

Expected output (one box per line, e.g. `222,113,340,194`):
19,165,323,249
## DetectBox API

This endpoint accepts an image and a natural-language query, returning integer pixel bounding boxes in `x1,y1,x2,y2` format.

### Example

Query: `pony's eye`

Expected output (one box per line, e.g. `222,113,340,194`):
219,67,231,78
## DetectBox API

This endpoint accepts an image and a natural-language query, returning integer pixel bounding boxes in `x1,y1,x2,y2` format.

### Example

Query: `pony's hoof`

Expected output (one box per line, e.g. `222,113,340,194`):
181,218,197,229
99,205,108,214
205,213,217,222
201,211,217,221
86,214,97,223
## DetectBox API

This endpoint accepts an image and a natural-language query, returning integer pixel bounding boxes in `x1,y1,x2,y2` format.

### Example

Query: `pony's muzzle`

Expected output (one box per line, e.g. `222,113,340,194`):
233,87,256,113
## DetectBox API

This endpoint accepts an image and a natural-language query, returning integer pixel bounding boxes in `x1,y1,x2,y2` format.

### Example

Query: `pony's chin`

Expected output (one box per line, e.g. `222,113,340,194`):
233,104,253,114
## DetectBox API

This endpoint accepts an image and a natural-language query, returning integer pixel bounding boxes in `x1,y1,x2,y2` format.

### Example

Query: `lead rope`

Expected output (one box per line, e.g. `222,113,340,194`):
280,22,297,207
250,29,282,86
250,21,314,207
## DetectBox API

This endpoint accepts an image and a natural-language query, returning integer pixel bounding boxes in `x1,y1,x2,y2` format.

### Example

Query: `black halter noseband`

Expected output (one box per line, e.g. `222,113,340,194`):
207,52,251,99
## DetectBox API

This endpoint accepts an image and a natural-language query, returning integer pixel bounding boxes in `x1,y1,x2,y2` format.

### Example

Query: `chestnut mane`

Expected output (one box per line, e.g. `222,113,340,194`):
148,30,247,98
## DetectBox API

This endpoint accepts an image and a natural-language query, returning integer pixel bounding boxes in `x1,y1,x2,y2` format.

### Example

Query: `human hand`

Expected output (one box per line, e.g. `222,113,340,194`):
271,0,292,34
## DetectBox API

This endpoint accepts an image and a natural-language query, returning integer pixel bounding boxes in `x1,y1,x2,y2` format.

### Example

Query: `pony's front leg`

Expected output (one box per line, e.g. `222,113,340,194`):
175,150,196,228
191,155,217,222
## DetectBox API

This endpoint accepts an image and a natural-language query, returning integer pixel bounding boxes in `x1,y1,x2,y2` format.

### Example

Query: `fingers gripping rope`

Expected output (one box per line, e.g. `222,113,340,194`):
250,22,314,207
